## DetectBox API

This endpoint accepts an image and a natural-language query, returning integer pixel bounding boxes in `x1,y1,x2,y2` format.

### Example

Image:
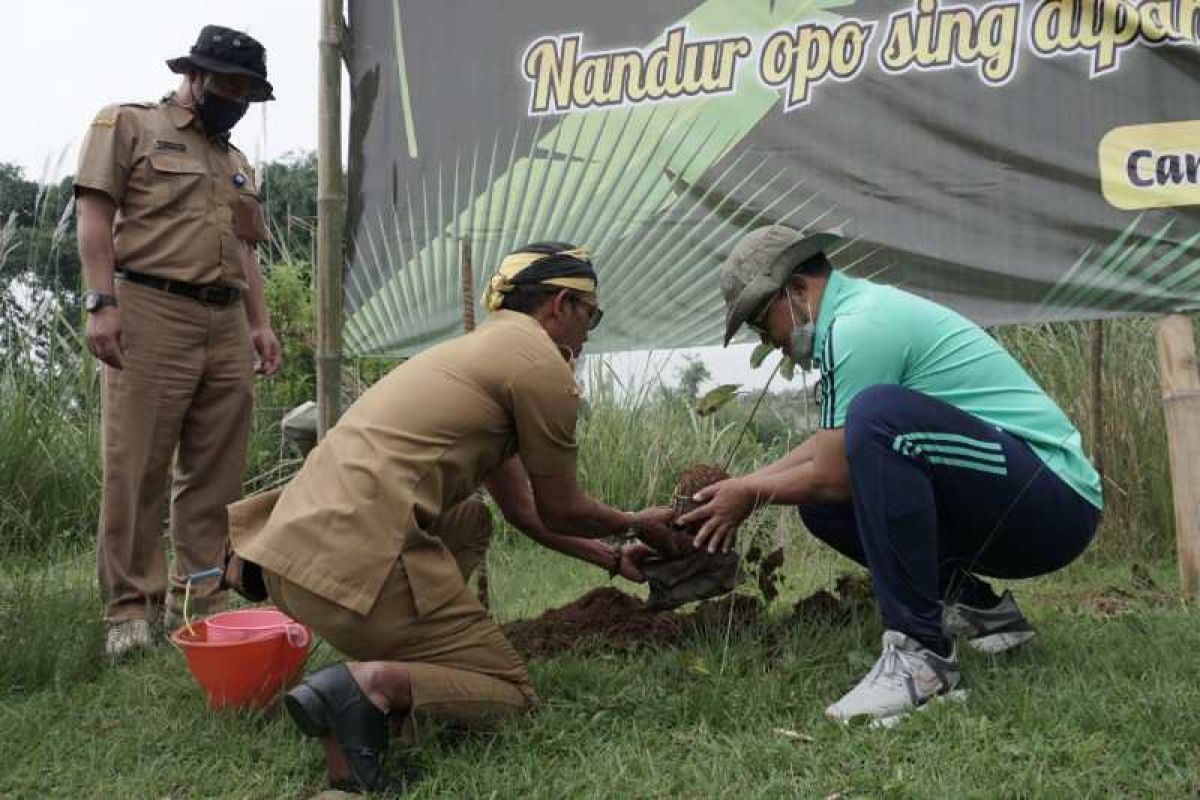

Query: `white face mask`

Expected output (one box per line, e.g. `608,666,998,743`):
786,288,817,368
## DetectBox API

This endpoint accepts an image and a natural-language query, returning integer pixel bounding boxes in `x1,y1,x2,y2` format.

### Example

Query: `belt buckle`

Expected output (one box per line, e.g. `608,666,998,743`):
198,286,230,305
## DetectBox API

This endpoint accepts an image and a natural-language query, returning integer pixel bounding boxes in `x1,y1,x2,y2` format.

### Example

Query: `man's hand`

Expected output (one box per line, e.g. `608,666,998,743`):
617,542,655,582
630,506,691,557
677,477,756,554
251,326,282,375
86,306,124,369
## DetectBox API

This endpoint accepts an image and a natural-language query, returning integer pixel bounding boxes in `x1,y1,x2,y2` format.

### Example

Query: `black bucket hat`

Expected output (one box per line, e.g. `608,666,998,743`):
167,25,274,102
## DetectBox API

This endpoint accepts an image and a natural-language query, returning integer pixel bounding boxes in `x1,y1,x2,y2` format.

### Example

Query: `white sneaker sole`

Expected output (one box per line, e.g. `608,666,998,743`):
868,689,970,729
826,688,970,727
969,630,1035,655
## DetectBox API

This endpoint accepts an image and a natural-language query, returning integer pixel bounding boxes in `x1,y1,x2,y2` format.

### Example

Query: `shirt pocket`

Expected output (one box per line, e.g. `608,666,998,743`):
231,190,269,242
146,152,208,211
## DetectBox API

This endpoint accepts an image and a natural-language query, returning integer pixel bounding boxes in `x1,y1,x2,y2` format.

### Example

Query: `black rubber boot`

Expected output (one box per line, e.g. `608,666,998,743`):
284,663,409,794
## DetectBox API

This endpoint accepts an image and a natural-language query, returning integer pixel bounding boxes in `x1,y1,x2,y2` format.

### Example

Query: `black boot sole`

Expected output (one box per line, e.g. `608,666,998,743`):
284,682,331,738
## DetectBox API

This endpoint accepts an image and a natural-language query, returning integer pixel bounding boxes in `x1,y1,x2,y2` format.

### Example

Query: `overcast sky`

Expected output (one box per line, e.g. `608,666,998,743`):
4,0,785,393
6,0,323,181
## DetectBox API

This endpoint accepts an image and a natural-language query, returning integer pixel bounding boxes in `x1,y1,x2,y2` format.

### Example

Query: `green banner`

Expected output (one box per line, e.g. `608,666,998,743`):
344,0,1200,356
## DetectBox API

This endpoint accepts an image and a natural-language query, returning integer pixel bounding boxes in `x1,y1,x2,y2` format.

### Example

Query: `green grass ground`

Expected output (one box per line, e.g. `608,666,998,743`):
2,533,1198,800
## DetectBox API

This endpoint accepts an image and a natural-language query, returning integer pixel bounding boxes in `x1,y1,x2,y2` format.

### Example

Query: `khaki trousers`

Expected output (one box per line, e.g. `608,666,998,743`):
98,279,254,623
264,497,537,727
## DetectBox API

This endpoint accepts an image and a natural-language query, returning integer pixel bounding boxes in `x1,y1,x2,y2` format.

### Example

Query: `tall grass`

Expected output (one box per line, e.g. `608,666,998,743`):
574,357,782,511
0,308,1185,561
0,552,104,693
0,299,107,692
995,318,1184,560
0,257,319,556
0,304,100,556
242,260,316,494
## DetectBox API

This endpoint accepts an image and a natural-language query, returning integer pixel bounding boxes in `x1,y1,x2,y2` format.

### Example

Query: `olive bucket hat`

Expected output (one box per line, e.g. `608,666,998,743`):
167,25,275,102
719,226,838,345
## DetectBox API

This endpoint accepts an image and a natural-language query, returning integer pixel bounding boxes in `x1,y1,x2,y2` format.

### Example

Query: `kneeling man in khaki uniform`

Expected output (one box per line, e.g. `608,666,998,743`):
228,242,682,793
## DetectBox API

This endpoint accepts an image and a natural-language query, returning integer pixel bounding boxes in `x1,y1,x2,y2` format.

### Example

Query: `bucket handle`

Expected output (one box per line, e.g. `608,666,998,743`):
181,567,223,636
285,623,311,649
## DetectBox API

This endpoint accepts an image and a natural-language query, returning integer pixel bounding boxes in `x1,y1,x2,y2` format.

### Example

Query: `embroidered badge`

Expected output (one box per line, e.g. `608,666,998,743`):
91,115,117,128
155,140,187,152
232,173,247,188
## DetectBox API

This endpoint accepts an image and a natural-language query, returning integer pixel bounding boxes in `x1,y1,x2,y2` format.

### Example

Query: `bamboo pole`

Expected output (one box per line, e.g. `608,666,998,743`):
1154,314,1200,599
1090,319,1104,479
461,238,490,609
315,0,346,438
461,238,476,331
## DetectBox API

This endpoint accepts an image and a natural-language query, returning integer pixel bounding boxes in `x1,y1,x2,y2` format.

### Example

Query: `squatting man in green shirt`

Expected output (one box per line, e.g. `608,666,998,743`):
679,225,1102,724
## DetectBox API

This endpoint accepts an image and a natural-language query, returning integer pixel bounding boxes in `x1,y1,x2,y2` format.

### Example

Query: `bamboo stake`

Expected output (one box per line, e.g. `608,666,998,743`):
1090,319,1104,479
315,0,346,438
461,237,490,609
1154,314,1200,599
461,238,476,331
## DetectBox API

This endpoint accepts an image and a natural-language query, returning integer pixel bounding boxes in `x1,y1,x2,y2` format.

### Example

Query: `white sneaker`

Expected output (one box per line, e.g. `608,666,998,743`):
825,630,963,723
104,619,153,660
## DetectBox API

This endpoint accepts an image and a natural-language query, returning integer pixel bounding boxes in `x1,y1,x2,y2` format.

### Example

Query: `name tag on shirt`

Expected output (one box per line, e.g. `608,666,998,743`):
155,140,187,153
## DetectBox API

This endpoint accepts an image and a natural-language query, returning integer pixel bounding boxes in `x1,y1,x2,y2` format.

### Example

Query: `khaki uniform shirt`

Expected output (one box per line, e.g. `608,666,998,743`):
231,310,581,615
74,92,269,289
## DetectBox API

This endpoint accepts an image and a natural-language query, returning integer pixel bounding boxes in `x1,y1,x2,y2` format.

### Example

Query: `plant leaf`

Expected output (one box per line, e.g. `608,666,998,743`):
695,383,741,416
750,340,774,369
779,356,795,381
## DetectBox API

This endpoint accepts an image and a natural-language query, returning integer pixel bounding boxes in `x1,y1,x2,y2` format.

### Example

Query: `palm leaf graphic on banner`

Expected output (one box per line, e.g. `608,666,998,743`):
343,0,867,356
1036,216,1200,320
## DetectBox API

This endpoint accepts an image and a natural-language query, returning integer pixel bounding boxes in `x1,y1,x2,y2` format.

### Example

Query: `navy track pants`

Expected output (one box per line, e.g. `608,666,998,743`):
798,385,1100,653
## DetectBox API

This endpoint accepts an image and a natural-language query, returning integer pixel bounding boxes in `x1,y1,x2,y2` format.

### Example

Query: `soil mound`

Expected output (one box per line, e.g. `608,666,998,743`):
502,574,874,659
502,587,684,658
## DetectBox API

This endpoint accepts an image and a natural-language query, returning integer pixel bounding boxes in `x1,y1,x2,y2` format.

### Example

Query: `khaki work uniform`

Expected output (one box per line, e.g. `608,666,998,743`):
229,310,581,724
75,92,269,624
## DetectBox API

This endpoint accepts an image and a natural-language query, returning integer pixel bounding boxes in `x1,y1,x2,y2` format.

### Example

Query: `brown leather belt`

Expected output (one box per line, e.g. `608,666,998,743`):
118,270,241,306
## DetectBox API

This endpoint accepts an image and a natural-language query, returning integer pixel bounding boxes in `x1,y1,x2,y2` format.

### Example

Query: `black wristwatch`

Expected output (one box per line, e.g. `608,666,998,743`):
84,291,118,313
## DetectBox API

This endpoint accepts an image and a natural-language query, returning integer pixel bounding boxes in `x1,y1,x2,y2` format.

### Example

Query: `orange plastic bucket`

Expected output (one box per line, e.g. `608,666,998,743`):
171,614,310,710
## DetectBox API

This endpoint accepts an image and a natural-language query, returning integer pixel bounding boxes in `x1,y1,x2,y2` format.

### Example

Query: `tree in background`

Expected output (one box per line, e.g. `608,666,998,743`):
0,163,78,295
259,151,317,266
0,163,40,228
676,355,711,400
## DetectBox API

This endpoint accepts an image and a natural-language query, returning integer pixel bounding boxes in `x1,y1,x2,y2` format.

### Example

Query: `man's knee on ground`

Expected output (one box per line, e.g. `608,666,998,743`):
406,662,536,729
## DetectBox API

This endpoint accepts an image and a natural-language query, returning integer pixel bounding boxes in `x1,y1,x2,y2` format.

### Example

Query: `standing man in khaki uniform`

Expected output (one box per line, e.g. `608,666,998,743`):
228,243,685,794
75,25,282,659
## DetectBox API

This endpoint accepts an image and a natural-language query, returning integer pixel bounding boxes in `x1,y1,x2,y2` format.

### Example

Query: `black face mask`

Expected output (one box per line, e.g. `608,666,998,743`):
195,84,249,135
